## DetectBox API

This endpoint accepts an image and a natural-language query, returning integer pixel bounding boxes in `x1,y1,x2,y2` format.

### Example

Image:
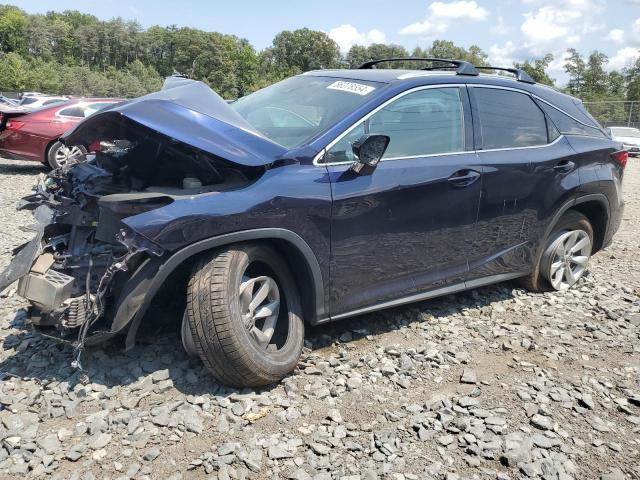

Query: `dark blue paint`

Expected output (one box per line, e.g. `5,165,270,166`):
112,71,623,323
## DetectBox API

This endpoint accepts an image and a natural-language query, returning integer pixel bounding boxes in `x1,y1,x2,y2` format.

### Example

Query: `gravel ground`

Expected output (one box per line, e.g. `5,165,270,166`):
0,156,639,480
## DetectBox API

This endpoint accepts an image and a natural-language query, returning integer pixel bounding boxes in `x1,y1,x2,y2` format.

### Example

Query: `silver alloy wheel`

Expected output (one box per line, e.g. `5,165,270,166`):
54,145,84,167
239,274,281,351
542,229,592,290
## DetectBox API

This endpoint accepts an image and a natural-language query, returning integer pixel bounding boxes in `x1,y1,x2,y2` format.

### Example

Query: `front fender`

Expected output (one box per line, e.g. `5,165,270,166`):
109,228,327,349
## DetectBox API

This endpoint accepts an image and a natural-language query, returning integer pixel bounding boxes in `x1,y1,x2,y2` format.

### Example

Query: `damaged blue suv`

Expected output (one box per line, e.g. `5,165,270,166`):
0,59,626,387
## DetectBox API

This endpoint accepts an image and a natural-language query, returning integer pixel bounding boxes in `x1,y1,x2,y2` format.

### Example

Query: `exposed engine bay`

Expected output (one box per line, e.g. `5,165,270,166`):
0,76,289,371
0,117,263,361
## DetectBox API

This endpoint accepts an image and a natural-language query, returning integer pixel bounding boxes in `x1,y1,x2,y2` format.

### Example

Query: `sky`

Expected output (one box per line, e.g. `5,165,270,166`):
14,0,640,83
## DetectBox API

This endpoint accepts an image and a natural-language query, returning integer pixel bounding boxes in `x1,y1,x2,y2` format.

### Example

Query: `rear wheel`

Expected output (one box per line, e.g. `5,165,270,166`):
47,141,86,169
520,210,593,292
185,243,304,387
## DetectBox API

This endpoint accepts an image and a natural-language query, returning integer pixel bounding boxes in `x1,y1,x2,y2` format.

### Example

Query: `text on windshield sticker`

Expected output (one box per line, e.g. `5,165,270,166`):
327,81,376,96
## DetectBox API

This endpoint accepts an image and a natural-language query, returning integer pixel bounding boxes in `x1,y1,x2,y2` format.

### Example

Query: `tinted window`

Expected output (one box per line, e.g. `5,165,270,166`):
84,102,116,117
538,101,607,138
325,87,464,163
43,99,65,106
19,97,37,105
475,88,548,149
58,106,85,117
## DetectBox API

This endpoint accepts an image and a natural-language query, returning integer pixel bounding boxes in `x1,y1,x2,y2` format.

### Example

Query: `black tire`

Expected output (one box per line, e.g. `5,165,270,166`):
519,210,593,292
186,243,304,387
47,141,87,169
181,310,198,358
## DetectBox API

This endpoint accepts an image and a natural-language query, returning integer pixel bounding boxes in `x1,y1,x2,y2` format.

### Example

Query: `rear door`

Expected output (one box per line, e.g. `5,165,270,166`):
325,85,483,317
467,86,580,280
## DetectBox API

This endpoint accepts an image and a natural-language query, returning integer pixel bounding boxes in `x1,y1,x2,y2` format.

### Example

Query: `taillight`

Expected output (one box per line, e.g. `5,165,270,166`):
88,140,102,152
6,120,24,131
611,150,628,168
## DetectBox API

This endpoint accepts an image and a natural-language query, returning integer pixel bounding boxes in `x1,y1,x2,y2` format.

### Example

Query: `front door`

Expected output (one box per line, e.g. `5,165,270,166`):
324,86,482,317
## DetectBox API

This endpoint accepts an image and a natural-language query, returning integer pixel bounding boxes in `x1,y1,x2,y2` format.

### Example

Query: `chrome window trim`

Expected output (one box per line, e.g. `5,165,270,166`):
468,84,603,131
313,82,591,167
476,134,564,153
314,84,468,166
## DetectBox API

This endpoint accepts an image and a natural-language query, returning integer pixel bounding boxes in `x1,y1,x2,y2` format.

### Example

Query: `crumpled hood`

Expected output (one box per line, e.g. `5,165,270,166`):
62,77,288,167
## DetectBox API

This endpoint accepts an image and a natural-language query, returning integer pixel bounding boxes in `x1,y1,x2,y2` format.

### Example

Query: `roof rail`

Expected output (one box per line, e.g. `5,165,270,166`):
474,66,536,84
358,58,479,76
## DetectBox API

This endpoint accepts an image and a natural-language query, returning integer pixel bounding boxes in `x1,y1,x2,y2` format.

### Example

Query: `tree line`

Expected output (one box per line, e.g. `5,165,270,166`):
1,3,639,113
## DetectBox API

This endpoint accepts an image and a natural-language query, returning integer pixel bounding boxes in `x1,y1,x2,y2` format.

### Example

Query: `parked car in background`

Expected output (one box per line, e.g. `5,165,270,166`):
0,98,121,168
0,63,625,387
608,126,640,156
0,95,19,106
0,101,29,131
18,95,69,111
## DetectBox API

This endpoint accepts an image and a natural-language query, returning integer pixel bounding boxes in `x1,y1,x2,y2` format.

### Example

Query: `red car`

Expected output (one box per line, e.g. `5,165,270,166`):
0,98,121,168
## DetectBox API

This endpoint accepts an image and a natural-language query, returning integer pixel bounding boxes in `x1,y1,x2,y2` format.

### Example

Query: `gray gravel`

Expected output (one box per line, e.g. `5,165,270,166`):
0,156,639,480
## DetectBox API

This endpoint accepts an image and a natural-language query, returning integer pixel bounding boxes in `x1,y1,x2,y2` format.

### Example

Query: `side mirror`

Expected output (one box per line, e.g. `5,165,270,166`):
351,134,390,173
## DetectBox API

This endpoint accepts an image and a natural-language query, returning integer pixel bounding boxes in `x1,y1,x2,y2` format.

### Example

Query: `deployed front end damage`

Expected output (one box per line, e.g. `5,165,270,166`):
0,77,283,354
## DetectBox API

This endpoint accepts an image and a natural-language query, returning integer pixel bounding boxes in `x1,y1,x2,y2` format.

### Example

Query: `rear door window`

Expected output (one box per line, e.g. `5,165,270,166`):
474,88,548,149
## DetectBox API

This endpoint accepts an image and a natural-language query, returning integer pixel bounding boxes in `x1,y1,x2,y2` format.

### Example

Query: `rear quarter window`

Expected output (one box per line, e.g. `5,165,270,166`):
536,101,607,138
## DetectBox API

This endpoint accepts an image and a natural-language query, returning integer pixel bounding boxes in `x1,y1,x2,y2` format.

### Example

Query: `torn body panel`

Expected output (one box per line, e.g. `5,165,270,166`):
0,106,272,348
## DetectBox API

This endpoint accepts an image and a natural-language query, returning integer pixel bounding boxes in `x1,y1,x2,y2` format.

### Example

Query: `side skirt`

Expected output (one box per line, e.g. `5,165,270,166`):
315,271,528,324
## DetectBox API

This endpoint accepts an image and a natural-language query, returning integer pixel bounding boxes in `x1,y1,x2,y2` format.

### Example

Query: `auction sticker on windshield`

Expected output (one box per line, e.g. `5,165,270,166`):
327,81,376,96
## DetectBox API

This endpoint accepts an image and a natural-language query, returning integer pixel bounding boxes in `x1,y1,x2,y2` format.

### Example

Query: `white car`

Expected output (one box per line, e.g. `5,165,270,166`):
609,126,640,156
18,95,69,111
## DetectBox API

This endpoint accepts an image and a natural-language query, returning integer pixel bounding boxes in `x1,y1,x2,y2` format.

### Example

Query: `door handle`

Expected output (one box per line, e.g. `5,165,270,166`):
448,169,481,187
553,160,575,173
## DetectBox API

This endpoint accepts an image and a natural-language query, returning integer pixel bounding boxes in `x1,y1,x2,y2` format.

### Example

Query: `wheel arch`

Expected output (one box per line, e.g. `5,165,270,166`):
546,194,610,254
113,228,326,350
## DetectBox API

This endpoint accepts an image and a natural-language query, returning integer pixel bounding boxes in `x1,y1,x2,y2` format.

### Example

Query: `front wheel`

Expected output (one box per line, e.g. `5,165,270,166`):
185,243,304,387
47,141,87,169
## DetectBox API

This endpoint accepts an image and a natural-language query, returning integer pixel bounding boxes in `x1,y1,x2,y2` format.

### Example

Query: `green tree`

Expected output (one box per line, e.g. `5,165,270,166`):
514,54,555,86
0,5,27,53
427,40,487,66
626,58,640,102
565,48,587,96
267,28,340,73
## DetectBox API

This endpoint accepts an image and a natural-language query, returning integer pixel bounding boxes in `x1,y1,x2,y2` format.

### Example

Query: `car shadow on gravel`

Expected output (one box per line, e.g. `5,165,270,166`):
0,281,516,395
0,159,47,176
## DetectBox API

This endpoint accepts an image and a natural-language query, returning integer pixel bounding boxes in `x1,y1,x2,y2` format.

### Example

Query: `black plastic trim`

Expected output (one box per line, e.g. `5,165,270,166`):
113,228,326,349
358,57,479,76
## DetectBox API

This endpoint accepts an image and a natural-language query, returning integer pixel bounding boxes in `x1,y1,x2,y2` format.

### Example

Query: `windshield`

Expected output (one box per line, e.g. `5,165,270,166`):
231,75,383,148
611,127,640,138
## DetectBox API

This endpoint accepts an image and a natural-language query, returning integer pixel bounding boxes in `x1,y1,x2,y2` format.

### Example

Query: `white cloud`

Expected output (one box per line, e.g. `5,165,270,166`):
488,41,519,66
491,15,513,35
400,0,488,37
521,7,581,43
633,18,640,43
399,19,448,36
520,1,605,53
608,46,640,70
604,29,625,44
328,24,387,51
428,1,489,20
